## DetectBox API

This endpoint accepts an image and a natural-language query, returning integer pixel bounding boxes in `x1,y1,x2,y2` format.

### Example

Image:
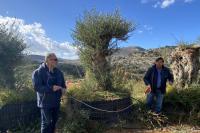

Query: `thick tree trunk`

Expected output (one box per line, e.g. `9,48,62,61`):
92,51,112,90
170,46,200,88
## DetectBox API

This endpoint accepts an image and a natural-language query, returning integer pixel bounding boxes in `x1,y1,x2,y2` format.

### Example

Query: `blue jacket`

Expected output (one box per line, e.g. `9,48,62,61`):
143,65,174,94
32,63,66,108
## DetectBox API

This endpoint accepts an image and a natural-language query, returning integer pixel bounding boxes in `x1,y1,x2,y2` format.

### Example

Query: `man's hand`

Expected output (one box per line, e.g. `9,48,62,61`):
145,85,151,94
53,85,62,92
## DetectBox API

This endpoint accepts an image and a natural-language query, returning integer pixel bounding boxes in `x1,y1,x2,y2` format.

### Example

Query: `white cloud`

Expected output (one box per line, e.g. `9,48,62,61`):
143,0,193,8
161,0,175,8
0,16,78,60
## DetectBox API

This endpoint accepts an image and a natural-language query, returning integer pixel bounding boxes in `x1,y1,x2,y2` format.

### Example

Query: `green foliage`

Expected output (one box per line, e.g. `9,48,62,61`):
0,88,36,108
164,84,200,125
73,9,134,90
116,80,146,100
125,80,145,92
62,110,90,133
68,78,130,101
10,118,40,133
62,110,105,133
14,64,38,90
0,23,26,89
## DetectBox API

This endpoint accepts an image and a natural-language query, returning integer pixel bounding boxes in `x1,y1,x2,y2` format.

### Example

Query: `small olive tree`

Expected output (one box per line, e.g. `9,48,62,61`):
0,23,26,89
73,10,134,90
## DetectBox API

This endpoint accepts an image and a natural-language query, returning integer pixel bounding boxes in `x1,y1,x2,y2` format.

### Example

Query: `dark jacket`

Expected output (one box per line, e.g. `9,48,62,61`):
32,63,66,108
143,64,174,94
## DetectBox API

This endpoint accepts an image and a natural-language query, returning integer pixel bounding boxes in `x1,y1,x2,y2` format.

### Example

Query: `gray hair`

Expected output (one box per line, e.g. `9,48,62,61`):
45,53,56,63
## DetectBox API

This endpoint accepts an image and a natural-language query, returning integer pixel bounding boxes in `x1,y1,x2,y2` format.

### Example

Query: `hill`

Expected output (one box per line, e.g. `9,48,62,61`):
25,46,176,80
26,54,80,64
111,46,176,79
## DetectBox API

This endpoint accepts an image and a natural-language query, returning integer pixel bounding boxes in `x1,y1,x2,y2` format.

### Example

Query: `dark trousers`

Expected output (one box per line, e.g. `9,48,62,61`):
146,89,164,113
40,107,59,133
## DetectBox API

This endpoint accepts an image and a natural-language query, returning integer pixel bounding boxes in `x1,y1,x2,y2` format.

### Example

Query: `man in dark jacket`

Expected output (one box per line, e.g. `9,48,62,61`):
143,57,174,113
32,53,66,133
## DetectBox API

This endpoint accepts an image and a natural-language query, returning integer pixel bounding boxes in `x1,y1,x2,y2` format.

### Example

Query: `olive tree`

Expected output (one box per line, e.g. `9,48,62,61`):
73,10,134,90
0,23,26,89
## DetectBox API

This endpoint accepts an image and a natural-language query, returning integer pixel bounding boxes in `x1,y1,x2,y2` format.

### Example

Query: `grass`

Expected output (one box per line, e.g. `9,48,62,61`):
123,80,146,100
68,85,130,102
67,78,131,101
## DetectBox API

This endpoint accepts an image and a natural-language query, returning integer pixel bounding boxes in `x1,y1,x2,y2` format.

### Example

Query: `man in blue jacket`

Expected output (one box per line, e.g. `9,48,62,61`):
143,57,174,113
32,53,66,133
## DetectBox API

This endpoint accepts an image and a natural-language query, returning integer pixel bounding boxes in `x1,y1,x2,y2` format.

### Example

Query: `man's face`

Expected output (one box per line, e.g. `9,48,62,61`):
47,55,58,68
155,60,164,68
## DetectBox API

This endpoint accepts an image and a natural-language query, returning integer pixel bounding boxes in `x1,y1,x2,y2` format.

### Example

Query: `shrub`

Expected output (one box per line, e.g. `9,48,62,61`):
0,88,36,107
0,23,26,89
14,64,38,90
163,84,200,125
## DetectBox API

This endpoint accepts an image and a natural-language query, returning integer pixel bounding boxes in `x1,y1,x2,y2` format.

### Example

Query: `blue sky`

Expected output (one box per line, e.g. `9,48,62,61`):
0,0,200,58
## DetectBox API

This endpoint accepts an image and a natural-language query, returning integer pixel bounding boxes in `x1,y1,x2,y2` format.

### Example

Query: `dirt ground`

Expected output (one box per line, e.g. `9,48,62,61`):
106,125,200,133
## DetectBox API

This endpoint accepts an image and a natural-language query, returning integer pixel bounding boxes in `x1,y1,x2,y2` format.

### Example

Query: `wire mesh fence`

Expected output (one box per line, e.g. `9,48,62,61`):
0,101,39,132
0,96,136,132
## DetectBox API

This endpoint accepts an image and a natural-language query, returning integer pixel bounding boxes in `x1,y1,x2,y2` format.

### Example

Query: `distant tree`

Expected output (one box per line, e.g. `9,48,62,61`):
72,10,135,90
0,23,26,89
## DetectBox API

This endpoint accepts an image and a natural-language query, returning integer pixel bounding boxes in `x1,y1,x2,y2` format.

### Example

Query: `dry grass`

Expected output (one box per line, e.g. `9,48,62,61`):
106,125,200,133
